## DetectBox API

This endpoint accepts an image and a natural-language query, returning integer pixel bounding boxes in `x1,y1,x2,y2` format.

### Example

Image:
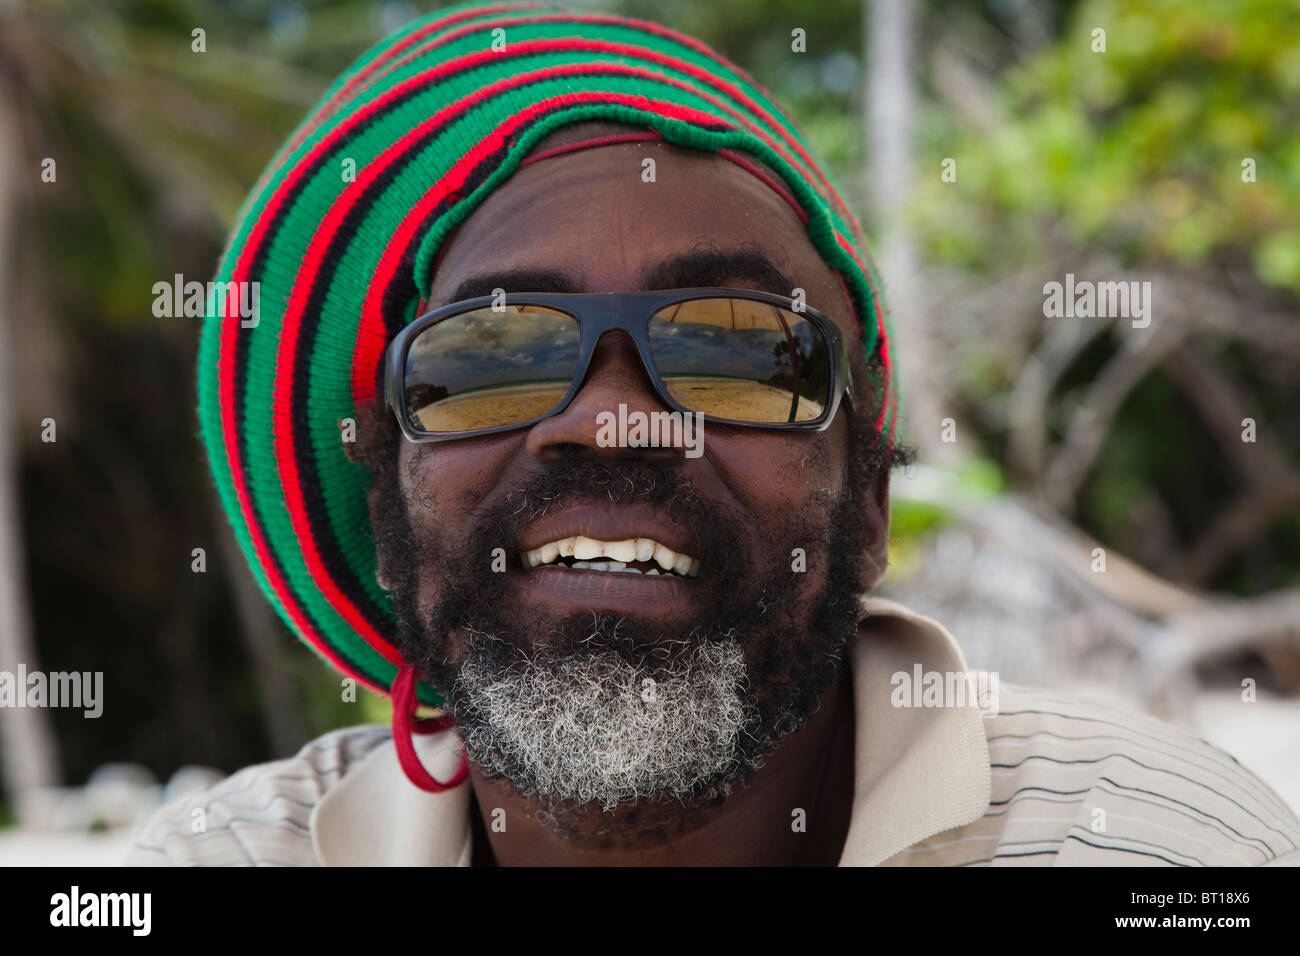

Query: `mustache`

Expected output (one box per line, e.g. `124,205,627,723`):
468,455,725,556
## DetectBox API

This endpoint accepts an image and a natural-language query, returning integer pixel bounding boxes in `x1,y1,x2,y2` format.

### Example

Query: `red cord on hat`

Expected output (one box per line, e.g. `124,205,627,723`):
391,664,469,792
515,130,810,225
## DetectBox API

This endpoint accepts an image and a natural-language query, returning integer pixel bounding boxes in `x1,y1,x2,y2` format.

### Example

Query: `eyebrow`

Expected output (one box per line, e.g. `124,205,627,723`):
447,246,797,303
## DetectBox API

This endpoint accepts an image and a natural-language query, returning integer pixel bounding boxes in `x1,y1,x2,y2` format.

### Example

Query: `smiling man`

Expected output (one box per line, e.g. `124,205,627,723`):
128,2,1300,867
357,119,885,865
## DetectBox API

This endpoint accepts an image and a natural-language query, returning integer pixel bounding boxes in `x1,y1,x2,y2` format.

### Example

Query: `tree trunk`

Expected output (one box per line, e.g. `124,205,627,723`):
0,78,62,815
867,0,948,459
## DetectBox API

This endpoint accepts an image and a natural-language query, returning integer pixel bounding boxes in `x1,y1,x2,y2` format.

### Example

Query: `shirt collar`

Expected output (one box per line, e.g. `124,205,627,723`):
312,596,991,866
837,596,992,865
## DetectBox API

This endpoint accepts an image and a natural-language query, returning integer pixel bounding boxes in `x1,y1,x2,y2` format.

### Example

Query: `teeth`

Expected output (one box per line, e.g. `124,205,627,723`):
569,561,631,573
653,543,677,572
520,534,701,576
572,536,602,560
603,540,637,562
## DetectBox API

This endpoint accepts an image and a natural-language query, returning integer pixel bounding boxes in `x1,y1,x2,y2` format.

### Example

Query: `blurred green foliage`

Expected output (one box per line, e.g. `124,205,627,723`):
913,0,1300,291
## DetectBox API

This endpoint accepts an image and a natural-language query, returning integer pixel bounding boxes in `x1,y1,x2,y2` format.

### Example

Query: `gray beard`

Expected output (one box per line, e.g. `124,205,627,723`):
450,630,758,813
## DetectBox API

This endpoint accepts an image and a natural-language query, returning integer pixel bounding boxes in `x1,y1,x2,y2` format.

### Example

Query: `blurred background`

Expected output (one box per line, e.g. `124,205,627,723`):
0,0,1297,863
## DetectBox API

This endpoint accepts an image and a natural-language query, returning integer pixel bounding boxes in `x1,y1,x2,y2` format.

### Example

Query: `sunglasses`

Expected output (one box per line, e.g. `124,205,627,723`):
385,287,855,443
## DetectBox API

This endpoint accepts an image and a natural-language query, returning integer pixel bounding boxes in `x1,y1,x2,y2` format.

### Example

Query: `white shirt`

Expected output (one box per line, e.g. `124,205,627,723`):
126,598,1300,866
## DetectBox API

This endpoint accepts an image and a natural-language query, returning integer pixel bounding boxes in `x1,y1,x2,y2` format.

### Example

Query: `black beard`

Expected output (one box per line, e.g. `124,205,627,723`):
377,450,872,814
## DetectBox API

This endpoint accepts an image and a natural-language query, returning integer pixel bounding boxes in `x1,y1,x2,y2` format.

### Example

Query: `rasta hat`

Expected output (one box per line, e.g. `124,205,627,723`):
197,0,898,714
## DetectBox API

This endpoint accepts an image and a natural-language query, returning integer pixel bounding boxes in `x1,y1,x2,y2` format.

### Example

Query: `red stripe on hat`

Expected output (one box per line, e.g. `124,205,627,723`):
215,297,392,694
269,17,856,236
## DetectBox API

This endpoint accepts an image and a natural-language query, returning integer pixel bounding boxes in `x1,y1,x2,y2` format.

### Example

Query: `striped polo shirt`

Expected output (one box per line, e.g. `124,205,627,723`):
125,598,1300,866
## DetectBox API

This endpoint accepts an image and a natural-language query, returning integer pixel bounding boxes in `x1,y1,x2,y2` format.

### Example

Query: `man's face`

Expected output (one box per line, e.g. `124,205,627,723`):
372,123,890,817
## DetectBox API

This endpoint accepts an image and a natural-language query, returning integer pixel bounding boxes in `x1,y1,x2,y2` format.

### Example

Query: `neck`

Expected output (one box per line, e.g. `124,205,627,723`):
467,668,856,866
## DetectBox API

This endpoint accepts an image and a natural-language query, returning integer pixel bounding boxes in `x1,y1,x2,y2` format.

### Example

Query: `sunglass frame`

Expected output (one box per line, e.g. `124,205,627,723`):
385,286,855,443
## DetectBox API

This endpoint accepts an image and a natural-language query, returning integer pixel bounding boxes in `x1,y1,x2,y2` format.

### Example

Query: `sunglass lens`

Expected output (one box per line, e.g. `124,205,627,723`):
647,298,832,423
404,305,580,432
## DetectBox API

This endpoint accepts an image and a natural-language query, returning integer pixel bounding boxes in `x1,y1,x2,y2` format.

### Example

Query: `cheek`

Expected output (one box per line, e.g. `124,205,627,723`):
398,437,517,518
711,425,846,518
397,438,520,607
708,428,847,596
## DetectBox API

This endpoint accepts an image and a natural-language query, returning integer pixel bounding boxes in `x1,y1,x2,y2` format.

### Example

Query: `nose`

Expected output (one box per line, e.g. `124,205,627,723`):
525,330,681,461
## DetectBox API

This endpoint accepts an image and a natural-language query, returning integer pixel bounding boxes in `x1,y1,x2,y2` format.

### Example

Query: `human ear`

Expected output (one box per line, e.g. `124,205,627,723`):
858,468,890,593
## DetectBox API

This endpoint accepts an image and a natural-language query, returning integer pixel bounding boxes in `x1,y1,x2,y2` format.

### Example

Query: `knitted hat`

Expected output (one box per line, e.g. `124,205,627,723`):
197,0,897,708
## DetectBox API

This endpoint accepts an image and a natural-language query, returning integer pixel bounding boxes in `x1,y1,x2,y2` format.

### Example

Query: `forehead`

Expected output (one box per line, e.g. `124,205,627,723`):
427,128,854,334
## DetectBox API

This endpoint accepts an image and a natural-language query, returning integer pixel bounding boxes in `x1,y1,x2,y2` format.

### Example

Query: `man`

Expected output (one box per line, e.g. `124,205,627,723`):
129,2,1299,866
